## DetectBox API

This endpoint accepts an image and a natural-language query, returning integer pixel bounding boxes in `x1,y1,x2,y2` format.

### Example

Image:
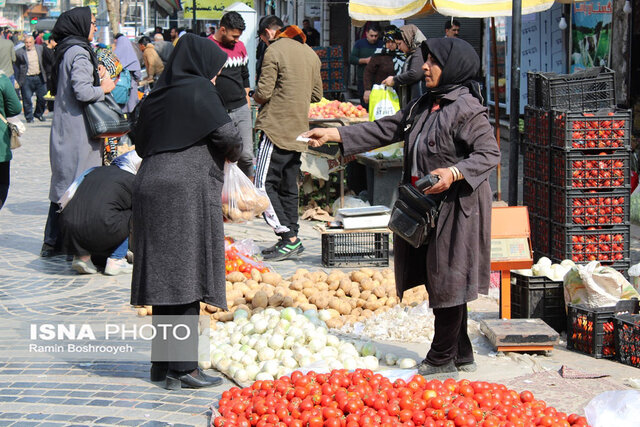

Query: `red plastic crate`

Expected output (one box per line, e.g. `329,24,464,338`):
523,177,536,215
550,149,630,189
523,144,536,179
550,224,629,263
551,109,631,151
550,188,629,227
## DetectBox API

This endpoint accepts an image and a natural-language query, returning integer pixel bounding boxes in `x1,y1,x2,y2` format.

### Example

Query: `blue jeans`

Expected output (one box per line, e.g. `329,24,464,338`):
110,237,129,259
21,74,46,121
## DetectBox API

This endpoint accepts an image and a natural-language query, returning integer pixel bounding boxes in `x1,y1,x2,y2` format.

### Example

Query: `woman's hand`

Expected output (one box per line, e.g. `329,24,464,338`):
381,76,395,87
363,90,371,104
98,64,108,79
424,168,454,195
301,128,341,148
100,76,116,94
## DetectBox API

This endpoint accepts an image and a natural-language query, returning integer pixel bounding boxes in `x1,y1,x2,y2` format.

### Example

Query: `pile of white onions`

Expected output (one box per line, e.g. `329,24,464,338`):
521,257,575,281
198,307,415,384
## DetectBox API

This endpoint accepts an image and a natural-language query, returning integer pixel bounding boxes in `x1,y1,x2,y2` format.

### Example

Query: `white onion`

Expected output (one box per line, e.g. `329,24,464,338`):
398,358,417,369
246,365,260,381
384,353,398,366
261,360,280,376
282,356,298,369
256,372,274,381
269,334,285,350
218,358,232,371
234,369,249,383
228,362,243,377
362,356,379,370
258,347,275,362
326,335,340,347
342,357,357,370
318,310,332,321
299,356,314,367
199,360,212,370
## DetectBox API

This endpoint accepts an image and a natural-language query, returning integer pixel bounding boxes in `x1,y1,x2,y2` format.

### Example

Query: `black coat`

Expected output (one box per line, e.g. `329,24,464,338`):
60,166,134,257
15,45,47,86
339,86,501,308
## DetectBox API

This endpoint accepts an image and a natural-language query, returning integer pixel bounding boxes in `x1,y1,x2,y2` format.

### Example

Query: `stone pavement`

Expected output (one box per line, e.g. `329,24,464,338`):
2,114,640,426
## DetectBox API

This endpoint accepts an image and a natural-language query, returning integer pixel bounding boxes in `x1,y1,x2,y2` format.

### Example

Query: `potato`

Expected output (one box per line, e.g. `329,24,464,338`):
365,300,382,311
145,306,153,315
378,297,388,306
226,272,247,283
218,311,234,322
360,268,374,278
350,271,367,283
339,278,352,293
244,289,257,302
282,296,294,307
250,268,262,282
343,315,358,324
261,284,275,297
291,269,309,281
229,208,244,222
269,293,285,307
302,279,315,289
137,307,147,316
327,271,344,283
300,303,317,311
314,295,329,310
328,280,340,291
235,304,251,313
360,290,372,300
372,286,386,298
328,297,342,311
261,272,282,286
222,203,230,217
310,271,328,283
295,294,308,304
360,278,375,291
252,290,268,308
336,289,346,298
348,286,360,299
225,281,233,290
387,296,398,307
362,309,374,318
290,280,304,291
246,279,260,290
233,297,246,307
338,301,351,315
302,287,317,298
372,271,384,283
280,280,291,288
226,290,243,303
352,307,362,316
204,304,217,313
325,317,344,329
315,282,329,292
356,298,366,308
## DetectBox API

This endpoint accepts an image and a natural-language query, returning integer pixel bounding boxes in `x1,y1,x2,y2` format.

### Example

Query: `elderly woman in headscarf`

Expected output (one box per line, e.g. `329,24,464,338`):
58,151,141,276
113,33,142,114
131,34,242,390
95,46,126,165
382,24,427,107
41,6,115,258
304,38,501,379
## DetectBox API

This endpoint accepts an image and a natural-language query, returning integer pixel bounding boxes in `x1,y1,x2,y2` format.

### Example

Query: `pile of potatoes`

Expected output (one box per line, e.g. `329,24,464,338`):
200,268,428,328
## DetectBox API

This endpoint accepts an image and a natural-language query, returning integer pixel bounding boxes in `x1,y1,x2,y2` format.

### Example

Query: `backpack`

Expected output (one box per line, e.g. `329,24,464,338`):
111,68,132,106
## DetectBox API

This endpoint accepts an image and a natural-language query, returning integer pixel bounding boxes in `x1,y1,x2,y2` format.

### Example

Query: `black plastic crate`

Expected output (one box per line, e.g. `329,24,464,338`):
550,188,630,227
535,146,551,182
614,313,640,368
527,71,541,107
523,143,536,179
551,109,631,151
531,214,551,256
511,271,566,332
523,177,536,215
524,106,536,144
550,224,630,264
322,231,389,267
524,107,551,146
550,149,630,190
540,66,615,111
535,180,550,218
567,299,639,358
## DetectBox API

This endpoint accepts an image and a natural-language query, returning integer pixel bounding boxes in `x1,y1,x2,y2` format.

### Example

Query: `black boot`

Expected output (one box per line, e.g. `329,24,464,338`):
165,368,222,390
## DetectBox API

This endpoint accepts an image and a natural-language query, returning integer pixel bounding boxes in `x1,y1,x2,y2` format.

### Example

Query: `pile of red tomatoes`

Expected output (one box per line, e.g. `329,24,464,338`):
224,237,270,278
213,369,589,427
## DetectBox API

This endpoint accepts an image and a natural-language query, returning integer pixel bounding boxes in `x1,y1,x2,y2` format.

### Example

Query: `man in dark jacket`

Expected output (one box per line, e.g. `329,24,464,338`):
15,35,47,122
153,33,173,66
42,33,56,112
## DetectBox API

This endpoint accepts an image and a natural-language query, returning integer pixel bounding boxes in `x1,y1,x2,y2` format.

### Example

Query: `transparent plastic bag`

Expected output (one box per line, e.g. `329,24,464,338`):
221,162,271,223
585,390,640,426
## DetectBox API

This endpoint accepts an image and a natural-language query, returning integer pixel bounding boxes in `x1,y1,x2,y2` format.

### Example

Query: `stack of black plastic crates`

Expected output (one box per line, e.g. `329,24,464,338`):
524,67,631,276
312,46,345,94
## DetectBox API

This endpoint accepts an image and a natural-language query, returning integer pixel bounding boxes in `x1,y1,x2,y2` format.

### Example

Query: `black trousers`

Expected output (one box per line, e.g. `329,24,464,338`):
43,202,61,248
0,161,9,210
151,301,200,372
426,303,474,366
255,134,301,239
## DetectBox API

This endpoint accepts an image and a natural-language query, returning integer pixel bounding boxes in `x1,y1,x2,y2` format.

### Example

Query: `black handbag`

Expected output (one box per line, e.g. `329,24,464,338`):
84,94,130,139
388,184,446,248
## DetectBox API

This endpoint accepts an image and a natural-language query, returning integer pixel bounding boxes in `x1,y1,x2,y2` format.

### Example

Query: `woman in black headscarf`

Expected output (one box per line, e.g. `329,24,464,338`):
41,6,115,263
131,34,242,390
304,38,500,379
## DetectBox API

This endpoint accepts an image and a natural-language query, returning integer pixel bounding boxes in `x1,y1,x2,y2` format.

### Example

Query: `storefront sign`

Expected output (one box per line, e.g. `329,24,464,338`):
571,0,612,71
183,0,253,20
305,2,321,18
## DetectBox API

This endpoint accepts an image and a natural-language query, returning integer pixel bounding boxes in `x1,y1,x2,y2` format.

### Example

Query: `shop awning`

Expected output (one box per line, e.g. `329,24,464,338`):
348,0,557,20
0,17,18,29
152,0,182,18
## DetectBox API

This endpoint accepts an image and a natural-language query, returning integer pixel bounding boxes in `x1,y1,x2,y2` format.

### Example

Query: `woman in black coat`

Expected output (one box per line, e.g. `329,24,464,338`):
304,38,500,380
132,34,242,390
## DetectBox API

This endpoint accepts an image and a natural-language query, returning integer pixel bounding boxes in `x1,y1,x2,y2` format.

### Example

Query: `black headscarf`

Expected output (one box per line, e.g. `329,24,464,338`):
50,7,100,96
134,34,230,158
420,37,483,103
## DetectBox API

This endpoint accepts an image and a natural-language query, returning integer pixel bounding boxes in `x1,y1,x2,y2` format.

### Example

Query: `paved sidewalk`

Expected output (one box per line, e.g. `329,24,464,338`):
2,116,640,426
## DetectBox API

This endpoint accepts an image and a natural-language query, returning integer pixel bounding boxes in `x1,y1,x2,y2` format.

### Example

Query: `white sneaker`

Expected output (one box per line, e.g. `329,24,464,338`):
104,257,134,276
71,256,98,274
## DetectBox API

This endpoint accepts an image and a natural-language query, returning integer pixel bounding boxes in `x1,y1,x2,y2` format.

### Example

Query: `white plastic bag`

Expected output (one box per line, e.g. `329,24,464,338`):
629,263,640,291
585,390,640,426
221,162,271,222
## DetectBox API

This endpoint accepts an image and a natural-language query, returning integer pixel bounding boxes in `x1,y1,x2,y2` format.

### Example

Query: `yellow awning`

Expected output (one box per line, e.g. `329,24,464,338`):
349,0,434,22
348,0,557,20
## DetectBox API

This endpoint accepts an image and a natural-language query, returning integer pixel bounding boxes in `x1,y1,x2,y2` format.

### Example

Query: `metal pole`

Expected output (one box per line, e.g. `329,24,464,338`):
508,0,522,206
192,0,196,31
490,17,502,201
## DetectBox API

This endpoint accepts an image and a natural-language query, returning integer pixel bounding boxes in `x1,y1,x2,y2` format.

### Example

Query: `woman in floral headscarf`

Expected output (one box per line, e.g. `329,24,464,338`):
382,24,427,107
